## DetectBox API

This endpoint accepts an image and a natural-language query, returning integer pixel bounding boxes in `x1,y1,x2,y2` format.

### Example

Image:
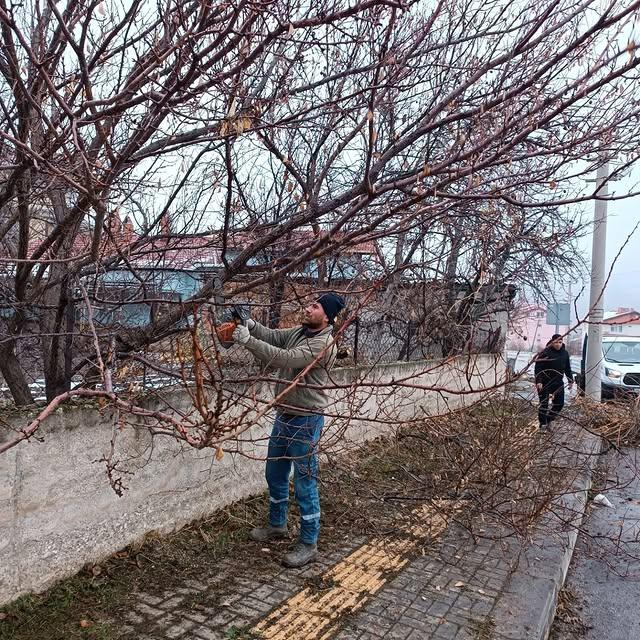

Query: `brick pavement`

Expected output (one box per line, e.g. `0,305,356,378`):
117,522,522,640
332,528,517,640
119,540,363,639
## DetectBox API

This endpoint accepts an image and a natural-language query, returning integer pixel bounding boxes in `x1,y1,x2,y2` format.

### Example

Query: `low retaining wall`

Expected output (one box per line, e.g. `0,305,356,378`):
0,354,503,603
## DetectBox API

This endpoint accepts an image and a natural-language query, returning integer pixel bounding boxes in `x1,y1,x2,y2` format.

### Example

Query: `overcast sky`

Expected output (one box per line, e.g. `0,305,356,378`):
571,167,640,319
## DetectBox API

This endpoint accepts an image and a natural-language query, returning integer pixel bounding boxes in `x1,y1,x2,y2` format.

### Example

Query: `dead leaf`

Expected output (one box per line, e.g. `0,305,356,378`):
215,447,224,461
454,581,465,588
79,619,92,628
91,565,102,577
234,116,252,134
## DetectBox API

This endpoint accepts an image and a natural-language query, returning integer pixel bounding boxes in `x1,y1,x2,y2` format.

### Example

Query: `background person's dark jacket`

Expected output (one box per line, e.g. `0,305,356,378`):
534,344,574,388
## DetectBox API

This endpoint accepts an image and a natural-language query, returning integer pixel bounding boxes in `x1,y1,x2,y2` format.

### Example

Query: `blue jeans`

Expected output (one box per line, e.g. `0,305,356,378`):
266,413,324,545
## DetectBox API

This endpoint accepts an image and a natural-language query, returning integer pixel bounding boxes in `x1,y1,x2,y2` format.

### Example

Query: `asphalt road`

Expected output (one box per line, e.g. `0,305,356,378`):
550,448,640,640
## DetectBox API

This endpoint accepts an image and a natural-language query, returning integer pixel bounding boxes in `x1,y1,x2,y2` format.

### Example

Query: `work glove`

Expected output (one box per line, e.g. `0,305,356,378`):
233,324,251,344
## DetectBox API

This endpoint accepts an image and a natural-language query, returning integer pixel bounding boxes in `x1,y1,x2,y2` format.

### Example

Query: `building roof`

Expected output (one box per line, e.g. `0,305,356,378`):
602,309,640,324
1,219,381,278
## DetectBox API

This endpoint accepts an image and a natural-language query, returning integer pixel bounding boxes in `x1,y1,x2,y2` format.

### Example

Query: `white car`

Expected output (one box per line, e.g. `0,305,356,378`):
579,335,640,399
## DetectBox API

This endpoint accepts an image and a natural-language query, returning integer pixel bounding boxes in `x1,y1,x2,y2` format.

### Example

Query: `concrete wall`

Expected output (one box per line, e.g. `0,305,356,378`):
0,355,502,604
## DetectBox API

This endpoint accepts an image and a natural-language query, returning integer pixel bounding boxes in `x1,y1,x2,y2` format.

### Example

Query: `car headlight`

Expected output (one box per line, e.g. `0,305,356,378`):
605,367,622,379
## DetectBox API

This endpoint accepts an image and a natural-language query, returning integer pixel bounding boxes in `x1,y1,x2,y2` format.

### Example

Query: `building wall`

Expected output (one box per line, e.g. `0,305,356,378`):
603,324,640,337
508,307,569,352
0,355,503,604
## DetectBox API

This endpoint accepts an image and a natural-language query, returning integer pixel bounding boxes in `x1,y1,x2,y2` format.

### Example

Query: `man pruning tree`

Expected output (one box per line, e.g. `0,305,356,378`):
232,292,346,568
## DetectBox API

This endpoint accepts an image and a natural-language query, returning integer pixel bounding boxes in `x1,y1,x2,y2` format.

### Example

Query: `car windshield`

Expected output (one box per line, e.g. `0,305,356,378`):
602,341,640,363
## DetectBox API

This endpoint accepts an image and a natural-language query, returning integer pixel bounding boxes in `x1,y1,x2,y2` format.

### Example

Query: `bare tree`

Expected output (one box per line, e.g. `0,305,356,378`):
0,0,639,452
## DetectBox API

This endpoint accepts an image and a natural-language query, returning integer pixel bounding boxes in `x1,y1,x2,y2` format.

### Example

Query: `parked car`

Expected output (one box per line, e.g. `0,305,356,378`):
577,335,640,399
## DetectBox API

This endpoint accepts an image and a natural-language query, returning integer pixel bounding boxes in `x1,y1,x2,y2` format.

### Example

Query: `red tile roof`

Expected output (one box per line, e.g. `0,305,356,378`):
2,222,379,272
603,311,640,324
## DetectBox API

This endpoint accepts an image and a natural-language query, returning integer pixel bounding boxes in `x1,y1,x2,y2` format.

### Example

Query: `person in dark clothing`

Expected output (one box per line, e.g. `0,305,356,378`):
534,334,574,429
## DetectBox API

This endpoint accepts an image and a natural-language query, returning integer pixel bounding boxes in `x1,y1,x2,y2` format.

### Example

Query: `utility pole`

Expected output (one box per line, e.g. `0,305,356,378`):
584,161,609,401
567,280,573,345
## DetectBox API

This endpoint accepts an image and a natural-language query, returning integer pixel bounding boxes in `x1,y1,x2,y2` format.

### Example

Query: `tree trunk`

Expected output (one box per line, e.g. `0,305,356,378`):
0,341,34,405
312,223,327,287
268,278,285,328
40,276,73,402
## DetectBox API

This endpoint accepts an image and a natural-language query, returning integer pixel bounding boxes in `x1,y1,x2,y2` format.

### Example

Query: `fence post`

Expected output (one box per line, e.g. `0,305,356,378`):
354,316,360,365
143,346,147,390
405,320,413,361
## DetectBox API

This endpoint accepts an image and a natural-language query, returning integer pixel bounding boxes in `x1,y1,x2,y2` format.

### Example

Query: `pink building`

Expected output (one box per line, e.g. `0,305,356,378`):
507,303,569,352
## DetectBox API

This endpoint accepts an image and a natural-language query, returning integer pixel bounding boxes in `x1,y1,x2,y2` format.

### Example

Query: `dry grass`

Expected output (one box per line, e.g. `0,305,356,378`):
549,586,590,639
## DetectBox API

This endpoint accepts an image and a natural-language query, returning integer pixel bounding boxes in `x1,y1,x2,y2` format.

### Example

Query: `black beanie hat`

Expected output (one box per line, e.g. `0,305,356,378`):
317,292,345,324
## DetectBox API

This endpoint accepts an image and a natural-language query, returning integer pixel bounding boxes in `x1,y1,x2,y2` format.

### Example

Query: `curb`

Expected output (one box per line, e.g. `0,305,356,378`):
490,428,603,640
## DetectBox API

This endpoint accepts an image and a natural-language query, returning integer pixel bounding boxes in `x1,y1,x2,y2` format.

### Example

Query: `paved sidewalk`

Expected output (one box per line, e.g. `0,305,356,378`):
121,522,516,640
330,526,516,640
114,424,598,640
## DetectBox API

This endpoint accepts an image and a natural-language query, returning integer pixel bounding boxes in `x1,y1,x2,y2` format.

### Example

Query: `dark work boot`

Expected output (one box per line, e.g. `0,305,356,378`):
282,542,318,568
249,525,288,543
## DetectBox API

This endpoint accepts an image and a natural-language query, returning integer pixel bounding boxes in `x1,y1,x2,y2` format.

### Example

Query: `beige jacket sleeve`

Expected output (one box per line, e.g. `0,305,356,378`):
244,332,331,369
249,321,300,349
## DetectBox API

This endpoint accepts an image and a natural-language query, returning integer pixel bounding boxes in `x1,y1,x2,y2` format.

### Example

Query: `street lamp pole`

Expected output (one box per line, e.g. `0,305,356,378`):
584,161,609,401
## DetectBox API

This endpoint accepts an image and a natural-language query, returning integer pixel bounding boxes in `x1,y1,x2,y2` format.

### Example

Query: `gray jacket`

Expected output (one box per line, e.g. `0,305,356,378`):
244,322,336,415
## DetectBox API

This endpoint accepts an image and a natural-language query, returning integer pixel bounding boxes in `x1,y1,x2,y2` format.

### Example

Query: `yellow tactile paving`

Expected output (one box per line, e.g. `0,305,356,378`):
252,501,458,640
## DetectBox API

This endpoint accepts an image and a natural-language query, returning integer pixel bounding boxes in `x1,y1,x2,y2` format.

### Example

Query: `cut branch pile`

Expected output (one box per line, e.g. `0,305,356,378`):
328,396,577,539
576,396,640,447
